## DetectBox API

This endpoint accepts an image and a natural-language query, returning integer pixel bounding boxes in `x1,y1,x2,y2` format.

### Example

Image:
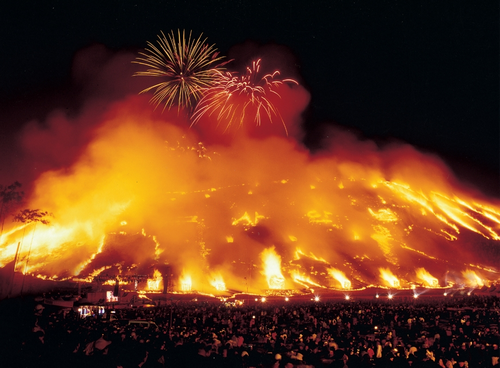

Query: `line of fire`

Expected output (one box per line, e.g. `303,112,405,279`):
0,42,498,305
1,142,499,307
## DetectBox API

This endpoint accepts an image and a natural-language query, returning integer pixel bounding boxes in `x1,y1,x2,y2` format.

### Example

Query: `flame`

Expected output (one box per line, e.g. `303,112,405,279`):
260,247,285,289
379,268,400,288
306,210,334,224
210,274,226,291
232,211,266,227
415,268,439,287
146,269,163,291
368,208,398,222
462,269,484,287
328,268,352,289
290,270,323,288
136,291,154,301
180,273,192,292
294,248,328,264
1,72,500,295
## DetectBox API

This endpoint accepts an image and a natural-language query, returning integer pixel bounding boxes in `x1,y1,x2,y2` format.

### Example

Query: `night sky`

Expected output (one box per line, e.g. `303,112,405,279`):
0,1,498,196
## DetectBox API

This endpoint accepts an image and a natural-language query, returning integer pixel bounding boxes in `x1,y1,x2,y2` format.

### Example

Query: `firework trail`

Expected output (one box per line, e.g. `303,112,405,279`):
133,30,227,111
191,59,298,134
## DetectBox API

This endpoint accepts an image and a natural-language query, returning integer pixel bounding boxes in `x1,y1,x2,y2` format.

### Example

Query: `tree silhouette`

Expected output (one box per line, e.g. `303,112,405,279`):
13,208,52,294
0,181,24,237
13,208,52,226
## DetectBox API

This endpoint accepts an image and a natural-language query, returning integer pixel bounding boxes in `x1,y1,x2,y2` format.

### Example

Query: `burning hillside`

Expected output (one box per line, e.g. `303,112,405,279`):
0,35,499,296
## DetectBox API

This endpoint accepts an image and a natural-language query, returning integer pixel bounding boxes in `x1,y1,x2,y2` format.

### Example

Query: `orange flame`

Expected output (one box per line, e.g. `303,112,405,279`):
462,269,484,287
328,268,352,289
179,273,192,292
1,90,499,294
379,268,400,288
210,274,226,291
260,247,285,289
415,268,439,287
146,269,163,291
290,270,323,289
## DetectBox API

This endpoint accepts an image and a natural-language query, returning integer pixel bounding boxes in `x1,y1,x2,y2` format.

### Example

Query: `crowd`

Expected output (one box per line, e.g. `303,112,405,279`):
1,294,499,368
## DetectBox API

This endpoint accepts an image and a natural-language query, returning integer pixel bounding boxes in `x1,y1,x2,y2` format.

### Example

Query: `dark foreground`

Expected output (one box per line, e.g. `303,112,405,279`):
0,295,499,368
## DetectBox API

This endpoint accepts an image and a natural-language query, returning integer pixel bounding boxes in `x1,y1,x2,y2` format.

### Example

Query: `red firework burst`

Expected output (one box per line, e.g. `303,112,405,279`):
191,59,298,134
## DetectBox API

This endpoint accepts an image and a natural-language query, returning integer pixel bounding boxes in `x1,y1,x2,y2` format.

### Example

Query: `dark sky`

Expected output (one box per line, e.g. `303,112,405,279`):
0,1,498,195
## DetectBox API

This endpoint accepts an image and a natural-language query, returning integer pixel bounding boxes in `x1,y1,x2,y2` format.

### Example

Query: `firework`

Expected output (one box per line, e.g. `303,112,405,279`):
191,59,298,134
133,30,227,111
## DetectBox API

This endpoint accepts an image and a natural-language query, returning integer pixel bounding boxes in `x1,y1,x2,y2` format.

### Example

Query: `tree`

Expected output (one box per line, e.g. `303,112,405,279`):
0,181,24,237
13,208,52,226
13,208,52,294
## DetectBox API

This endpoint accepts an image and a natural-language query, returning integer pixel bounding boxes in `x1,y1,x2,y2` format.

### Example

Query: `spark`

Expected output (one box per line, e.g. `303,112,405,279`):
191,59,298,134
133,30,227,111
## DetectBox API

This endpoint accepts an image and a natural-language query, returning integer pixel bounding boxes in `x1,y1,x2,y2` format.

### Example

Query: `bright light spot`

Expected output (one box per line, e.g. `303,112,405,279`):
388,294,393,299
261,297,266,302
443,292,447,296
413,294,418,299
345,295,350,300
255,298,258,301
314,296,320,302
120,221,127,226
285,297,289,302
467,292,471,296
180,274,192,291
375,294,379,298
260,246,285,289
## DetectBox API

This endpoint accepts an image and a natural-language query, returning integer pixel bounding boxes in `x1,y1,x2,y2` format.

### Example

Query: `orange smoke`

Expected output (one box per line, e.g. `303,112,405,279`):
0,46,499,295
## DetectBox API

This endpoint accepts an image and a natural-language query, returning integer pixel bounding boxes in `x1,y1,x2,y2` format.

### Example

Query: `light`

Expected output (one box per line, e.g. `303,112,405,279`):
255,298,258,301
388,294,393,299
345,295,350,300
467,292,471,296
314,296,320,302
285,297,289,302
413,294,418,299
375,294,379,298
261,297,266,302
443,292,447,296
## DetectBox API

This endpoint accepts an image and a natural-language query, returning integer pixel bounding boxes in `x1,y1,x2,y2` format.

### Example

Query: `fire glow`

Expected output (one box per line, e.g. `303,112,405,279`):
416,268,439,288
328,268,352,289
0,44,499,295
379,268,400,288
261,247,285,290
